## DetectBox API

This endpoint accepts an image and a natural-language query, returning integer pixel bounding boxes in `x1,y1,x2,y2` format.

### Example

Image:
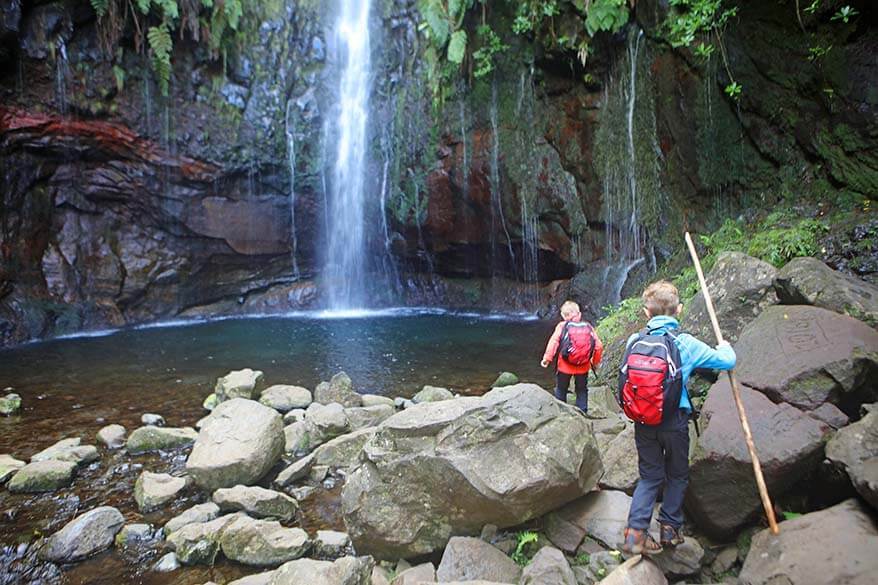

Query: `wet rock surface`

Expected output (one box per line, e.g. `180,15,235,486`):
39,506,124,563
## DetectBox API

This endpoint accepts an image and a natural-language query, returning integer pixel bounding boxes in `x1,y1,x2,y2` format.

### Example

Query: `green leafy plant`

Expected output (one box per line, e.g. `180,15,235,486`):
585,0,629,36
782,511,803,520
831,5,859,23
147,24,173,95
511,530,540,566
808,44,832,61
724,81,742,100
572,552,591,566
804,0,821,14
472,24,508,78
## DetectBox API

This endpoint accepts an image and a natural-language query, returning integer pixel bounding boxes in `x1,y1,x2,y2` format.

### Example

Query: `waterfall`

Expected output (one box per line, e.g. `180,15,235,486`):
54,39,69,115
285,100,300,280
325,0,372,310
625,29,644,255
489,77,515,275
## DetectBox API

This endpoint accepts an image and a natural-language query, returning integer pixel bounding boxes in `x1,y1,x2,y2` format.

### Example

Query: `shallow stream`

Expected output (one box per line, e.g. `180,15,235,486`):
0,311,553,584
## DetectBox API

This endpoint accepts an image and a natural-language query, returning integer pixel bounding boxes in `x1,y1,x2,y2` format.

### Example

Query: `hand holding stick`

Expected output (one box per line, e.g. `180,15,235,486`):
684,232,780,535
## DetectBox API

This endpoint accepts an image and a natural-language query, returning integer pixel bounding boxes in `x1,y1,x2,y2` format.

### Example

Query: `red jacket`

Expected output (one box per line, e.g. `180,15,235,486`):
543,315,604,375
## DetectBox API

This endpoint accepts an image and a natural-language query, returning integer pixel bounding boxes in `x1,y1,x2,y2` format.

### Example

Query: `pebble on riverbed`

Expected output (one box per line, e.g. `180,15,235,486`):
141,413,166,427
97,424,127,449
7,460,77,493
0,392,22,415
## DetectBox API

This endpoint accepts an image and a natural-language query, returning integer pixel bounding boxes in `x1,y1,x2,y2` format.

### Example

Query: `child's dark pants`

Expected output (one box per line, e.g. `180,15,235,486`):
554,371,588,412
627,410,690,530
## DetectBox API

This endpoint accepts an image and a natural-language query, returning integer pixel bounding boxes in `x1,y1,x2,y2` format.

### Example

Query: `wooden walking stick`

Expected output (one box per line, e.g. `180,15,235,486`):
684,232,780,535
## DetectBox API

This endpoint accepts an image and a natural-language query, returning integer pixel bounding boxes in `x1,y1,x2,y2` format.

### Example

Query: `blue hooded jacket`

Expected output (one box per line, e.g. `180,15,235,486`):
625,315,737,411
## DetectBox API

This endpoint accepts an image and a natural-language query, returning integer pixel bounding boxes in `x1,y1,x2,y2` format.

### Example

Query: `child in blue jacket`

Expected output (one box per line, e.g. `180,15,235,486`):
621,280,736,554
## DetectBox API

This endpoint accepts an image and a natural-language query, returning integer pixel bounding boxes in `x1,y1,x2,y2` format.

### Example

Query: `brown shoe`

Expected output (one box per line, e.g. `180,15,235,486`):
660,524,684,547
621,527,663,555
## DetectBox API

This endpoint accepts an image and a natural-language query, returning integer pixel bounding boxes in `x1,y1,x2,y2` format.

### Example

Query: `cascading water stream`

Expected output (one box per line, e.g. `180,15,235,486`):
489,77,516,275
625,29,644,255
325,0,372,310
285,99,300,280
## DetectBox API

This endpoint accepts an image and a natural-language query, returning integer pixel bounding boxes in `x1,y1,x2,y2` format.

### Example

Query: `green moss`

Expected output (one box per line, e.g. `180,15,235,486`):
595,297,642,343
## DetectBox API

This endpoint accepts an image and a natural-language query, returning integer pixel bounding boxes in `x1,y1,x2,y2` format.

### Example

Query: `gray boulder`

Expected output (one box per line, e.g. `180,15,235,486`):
215,368,265,402
598,424,638,494
313,427,376,469
164,502,220,535
342,384,602,559
141,413,165,427
544,490,645,552
684,252,778,342
134,471,188,512
808,402,850,429
220,515,311,567
97,424,126,449
186,398,285,491
284,420,312,454
39,506,124,562
491,372,519,388
283,409,307,425
126,426,198,454
213,485,299,521
520,546,575,585
260,385,313,412
203,393,220,411
314,530,352,560
274,454,315,488
268,556,374,585
596,556,667,585
734,305,878,410
826,404,878,510
0,454,26,484
344,405,395,430
228,572,277,585
154,552,180,572
775,256,878,325
314,372,362,407
739,499,878,585
436,537,520,583
306,402,352,445
115,523,154,548
652,537,705,576
686,378,829,538
391,562,435,584
7,459,76,493
166,513,240,565
31,438,99,466
412,385,454,403
0,392,21,415
361,394,395,408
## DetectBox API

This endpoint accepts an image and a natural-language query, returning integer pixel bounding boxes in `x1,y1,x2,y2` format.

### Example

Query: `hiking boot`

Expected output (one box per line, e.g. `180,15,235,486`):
621,527,663,555
660,524,684,547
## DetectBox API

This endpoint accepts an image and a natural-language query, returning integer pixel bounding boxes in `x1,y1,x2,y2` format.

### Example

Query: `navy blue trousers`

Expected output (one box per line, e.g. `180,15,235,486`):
554,371,588,412
627,411,690,530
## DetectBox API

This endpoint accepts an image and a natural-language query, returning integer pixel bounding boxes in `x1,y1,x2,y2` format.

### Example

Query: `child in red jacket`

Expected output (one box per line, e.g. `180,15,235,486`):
541,300,603,412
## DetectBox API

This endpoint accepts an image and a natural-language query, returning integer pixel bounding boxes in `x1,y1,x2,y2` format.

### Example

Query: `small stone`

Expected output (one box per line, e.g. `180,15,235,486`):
653,537,705,576
115,523,154,548
97,424,127,449
228,572,277,585
361,394,395,408
520,546,576,585
711,546,738,574
491,372,519,388
0,454,26,484
260,385,313,412
154,552,180,572
203,393,219,411
126,426,198,454
436,536,522,583
344,405,395,430
39,507,125,562
0,392,22,415
164,503,220,535
166,514,240,565
31,438,99,466
8,460,77,493
215,368,265,402
213,485,299,521
289,486,316,501
219,515,311,567
141,413,165,427
412,385,454,403
391,562,436,585
274,454,315,488
310,465,329,482
313,372,362,407
313,530,351,560
134,471,188,513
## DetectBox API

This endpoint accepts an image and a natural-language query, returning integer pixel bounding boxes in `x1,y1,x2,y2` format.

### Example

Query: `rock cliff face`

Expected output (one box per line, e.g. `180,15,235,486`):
0,0,875,345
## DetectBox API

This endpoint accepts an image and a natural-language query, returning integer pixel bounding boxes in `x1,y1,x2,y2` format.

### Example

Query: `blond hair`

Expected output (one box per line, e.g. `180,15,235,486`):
560,300,580,319
642,280,679,316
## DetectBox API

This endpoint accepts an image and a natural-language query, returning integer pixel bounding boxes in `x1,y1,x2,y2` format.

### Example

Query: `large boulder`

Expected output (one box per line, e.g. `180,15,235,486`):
268,555,373,584
342,384,602,559
260,385,313,412
596,556,667,585
598,424,638,494
0,454,26,484
520,546,575,585
213,485,299,521
684,252,778,342
826,404,878,510
652,537,705,577
686,379,830,538
738,499,878,585
166,513,240,565
307,402,352,443
412,385,454,403
31,438,99,466
126,426,198,454
215,368,265,402
314,372,362,407
544,490,640,552
345,405,395,430
186,398,285,491
7,459,76,493
134,471,188,512
391,562,436,584
313,427,377,469
775,257,878,325
220,515,311,567
435,537,521,583
734,305,878,410
39,506,124,562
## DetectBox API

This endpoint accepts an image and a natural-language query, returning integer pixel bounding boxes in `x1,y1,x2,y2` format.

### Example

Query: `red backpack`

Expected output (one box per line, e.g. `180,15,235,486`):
559,321,597,366
617,329,683,425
